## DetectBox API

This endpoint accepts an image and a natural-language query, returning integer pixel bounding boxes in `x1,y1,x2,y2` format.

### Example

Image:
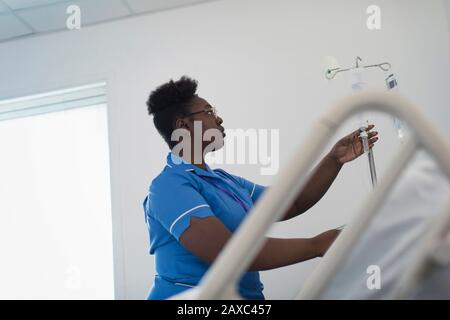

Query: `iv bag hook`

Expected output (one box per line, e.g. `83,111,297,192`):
325,56,391,79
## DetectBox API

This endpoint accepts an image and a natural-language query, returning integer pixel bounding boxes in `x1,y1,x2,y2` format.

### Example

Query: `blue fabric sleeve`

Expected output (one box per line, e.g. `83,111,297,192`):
149,176,215,241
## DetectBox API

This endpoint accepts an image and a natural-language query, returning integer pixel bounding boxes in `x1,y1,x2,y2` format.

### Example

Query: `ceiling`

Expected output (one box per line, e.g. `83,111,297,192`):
0,0,217,43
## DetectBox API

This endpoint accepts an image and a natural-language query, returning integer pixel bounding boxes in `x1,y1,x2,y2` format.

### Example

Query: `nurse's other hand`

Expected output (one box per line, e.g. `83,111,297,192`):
329,124,379,165
312,229,341,258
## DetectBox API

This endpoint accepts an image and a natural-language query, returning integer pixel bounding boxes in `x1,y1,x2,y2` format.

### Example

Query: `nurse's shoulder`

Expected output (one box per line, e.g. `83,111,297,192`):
146,167,203,220
150,166,199,194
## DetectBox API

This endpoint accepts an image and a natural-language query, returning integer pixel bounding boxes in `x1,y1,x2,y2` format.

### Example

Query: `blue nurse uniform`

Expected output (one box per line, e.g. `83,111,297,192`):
143,152,267,299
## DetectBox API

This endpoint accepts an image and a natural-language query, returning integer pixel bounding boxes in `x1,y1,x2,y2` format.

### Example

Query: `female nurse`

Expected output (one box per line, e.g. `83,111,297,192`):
143,76,379,300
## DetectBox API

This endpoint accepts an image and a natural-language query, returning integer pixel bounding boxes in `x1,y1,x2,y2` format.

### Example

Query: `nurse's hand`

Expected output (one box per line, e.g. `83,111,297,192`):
329,124,379,165
312,228,341,257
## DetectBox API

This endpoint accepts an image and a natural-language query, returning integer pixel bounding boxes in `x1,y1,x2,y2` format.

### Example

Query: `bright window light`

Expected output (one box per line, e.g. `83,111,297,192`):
0,83,114,299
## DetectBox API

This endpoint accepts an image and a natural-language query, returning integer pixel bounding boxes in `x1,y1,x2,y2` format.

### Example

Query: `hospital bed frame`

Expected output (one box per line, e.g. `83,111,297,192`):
172,90,450,300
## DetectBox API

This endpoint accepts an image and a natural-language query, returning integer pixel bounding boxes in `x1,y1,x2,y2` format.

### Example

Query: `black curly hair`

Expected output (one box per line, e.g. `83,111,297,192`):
147,76,198,148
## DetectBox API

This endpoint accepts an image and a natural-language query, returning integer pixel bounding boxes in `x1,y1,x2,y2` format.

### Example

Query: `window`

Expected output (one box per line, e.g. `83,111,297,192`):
0,83,114,299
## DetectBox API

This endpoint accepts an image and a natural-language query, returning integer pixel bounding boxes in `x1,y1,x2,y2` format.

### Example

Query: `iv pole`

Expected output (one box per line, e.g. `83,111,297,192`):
325,56,391,188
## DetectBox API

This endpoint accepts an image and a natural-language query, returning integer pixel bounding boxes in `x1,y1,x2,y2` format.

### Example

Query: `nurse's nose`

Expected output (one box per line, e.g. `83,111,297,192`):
216,116,223,125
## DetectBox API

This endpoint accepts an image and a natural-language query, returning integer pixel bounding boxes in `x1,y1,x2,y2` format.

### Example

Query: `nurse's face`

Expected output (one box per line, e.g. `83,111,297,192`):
176,96,225,155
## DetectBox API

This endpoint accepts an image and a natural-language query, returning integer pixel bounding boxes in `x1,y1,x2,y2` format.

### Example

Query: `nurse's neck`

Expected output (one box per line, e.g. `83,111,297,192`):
176,149,208,171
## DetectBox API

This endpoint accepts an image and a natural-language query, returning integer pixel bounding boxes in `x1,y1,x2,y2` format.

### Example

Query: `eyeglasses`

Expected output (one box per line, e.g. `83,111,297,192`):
184,106,218,118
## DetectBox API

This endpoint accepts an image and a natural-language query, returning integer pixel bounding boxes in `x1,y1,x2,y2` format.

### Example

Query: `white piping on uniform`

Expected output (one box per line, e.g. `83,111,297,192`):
174,282,195,288
250,183,256,198
169,204,210,234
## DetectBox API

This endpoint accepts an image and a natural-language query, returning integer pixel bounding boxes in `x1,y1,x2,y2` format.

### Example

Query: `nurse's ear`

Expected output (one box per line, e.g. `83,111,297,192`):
175,117,191,130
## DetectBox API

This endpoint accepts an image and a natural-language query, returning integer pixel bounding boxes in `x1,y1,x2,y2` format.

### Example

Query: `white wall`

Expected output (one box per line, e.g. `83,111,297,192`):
1,0,449,299
446,0,450,34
